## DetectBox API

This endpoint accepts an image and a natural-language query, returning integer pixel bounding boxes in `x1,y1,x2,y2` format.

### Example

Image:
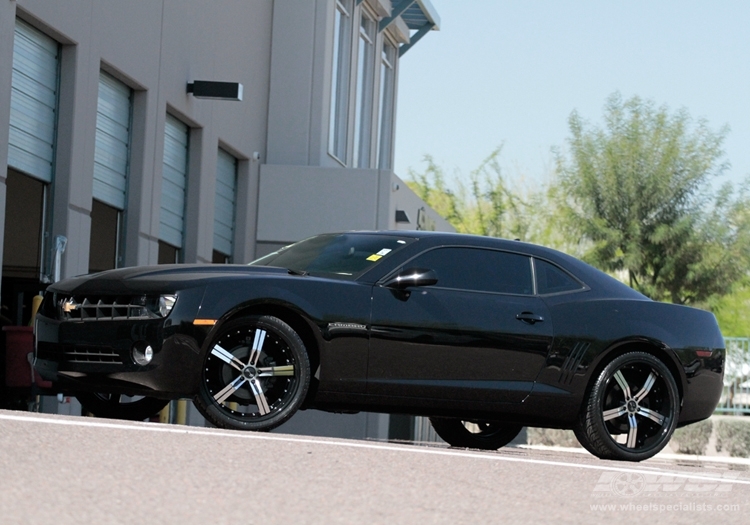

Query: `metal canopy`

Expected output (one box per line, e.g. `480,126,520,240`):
377,0,440,57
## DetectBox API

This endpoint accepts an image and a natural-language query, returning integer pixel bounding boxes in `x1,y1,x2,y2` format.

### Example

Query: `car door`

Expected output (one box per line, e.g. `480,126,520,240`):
367,246,553,404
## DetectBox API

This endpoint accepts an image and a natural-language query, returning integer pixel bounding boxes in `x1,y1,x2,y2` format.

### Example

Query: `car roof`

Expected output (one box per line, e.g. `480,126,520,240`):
344,230,568,257
343,230,648,300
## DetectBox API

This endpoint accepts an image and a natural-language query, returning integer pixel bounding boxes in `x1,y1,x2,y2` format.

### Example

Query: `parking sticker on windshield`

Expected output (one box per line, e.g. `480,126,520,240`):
366,248,393,262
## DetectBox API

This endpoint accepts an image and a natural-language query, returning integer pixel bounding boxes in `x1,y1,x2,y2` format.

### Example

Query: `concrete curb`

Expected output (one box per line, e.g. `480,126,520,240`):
519,443,750,466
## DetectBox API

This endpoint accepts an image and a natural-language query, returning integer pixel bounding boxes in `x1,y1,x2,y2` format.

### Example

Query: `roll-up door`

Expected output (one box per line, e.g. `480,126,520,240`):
213,149,237,260
7,19,60,182
93,71,132,210
160,114,189,249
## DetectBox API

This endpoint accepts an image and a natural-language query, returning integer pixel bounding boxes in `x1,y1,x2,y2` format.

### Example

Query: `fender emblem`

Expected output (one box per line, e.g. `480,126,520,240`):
327,322,367,334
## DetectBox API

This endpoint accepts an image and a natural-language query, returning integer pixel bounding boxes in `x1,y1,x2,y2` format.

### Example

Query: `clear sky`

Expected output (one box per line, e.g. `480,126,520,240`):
394,1,750,189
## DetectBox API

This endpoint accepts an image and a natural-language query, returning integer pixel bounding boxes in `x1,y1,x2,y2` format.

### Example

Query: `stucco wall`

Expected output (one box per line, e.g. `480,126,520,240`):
1,0,273,278
256,164,392,244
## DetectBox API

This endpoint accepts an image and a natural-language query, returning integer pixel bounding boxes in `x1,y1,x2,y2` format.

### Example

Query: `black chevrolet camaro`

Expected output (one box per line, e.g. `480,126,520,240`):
34,231,724,461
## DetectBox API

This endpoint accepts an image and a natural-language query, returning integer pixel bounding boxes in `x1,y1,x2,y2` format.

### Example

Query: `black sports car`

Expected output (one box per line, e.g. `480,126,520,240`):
34,231,724,461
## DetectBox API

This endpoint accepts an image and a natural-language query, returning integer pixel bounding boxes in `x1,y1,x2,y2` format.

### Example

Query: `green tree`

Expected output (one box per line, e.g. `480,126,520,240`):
709,280,750,337
407,147,555,243
556,93,750,305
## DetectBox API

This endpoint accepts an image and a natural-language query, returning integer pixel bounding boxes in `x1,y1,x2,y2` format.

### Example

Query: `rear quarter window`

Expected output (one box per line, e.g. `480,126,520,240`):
534,258,584,295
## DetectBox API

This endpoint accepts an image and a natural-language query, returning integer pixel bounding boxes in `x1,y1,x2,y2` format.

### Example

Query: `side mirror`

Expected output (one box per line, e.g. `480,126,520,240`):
383,268,438,290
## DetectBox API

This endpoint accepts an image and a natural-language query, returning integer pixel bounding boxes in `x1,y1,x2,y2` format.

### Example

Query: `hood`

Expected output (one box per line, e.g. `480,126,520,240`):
48,264,290,295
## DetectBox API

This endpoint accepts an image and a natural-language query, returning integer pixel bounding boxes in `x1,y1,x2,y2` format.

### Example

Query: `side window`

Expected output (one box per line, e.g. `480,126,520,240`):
408,247,533,295
535,259,584,295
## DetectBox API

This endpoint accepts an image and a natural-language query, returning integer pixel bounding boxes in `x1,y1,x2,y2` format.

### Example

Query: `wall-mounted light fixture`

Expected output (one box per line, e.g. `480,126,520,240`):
187,81,243,101
395,210,411,223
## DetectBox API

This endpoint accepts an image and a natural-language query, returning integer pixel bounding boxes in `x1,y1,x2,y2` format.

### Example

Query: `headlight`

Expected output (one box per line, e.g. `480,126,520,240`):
158,295,177,317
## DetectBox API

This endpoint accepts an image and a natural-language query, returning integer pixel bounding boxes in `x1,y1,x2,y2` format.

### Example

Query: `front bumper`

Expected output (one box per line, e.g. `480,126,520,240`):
34,286,210,398
35,320,202,398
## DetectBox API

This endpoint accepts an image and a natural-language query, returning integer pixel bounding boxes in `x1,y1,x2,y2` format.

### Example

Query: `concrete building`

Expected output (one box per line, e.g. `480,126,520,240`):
0,0,452,438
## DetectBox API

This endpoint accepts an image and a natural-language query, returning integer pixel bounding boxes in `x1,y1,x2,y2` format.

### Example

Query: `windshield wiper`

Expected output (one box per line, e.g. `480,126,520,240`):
287,268,309,276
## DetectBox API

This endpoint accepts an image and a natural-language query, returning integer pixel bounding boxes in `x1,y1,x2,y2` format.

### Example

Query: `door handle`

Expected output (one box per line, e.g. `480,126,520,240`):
516,312,544,324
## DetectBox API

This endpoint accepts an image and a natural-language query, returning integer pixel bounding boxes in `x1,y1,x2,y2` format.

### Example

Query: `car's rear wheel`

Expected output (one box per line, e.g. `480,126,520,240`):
76,392,169,421
429,417,523,450
193,315,310,431
574,351,679,461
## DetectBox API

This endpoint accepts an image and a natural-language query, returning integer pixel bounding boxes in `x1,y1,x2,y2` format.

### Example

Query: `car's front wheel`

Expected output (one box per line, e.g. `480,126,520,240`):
76,392,169,421
193,315,310,431
429,417,523,450
574,351,679,461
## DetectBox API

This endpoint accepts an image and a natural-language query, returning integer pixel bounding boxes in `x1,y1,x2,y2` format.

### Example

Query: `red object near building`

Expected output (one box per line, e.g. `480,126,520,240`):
3,326,51,388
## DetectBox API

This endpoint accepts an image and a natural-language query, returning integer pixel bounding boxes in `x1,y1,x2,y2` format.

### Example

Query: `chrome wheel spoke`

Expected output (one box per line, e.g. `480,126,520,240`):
603,405,627,421
211,344,245,372
202,317,308,429
249,329,267,366
214,376,247,404
248,378,270,415
637,407,666,425
584,353,679,460
613,370,632,399
626,413,638,448
258,365,295,377
633,371,657,403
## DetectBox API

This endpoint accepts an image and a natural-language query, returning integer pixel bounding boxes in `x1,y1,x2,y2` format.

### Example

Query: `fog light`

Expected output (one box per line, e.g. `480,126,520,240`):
132,343,153,366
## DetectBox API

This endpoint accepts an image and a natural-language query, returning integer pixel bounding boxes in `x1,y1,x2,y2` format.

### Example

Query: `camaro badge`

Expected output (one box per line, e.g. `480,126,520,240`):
61,298,79,313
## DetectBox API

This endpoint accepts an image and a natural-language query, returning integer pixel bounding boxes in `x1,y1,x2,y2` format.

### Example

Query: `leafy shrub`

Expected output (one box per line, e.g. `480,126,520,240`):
526,428,581,448
715,419,750,458
670,419,713,455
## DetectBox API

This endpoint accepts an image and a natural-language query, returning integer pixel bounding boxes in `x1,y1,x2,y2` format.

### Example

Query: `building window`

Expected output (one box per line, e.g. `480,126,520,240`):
90,71,132,272
2,169,45,280
213,149,238,263
328,0,353,164
89,200,121,273
1,169,47,325
158,241,179,265
377,40,397,170
352,11,376,168
159,114,189,263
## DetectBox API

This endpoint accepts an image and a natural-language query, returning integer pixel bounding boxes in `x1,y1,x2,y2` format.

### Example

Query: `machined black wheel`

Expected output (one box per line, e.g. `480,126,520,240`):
575,352,679,461
76,392,169,421
193,315,310,431
429,417,523,450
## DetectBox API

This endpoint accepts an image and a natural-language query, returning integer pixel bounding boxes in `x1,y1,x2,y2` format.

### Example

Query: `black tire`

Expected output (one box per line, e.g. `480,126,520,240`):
429,417,523,450
76,392,169,421
574,351,680,462
193,315,310,431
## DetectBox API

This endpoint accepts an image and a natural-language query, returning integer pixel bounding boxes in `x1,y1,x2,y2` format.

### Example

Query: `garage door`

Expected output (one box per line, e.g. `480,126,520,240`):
93,71,132,210
160,114,189,248
7,18,60,183
213,149,237,259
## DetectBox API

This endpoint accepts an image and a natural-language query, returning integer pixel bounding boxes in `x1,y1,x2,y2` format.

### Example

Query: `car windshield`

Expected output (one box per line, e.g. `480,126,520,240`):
249,233,414,280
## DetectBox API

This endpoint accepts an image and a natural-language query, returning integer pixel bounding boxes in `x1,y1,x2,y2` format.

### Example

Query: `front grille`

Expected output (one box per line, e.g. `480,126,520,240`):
56,295,160,321
37,342,123,364
64,345,123,364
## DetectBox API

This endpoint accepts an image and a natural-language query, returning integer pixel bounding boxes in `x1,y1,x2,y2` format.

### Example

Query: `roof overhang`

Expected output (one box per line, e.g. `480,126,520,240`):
376,0,441,57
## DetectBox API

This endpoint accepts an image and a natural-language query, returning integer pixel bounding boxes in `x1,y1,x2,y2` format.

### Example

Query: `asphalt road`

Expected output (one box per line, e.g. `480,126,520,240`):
1,410,748,525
